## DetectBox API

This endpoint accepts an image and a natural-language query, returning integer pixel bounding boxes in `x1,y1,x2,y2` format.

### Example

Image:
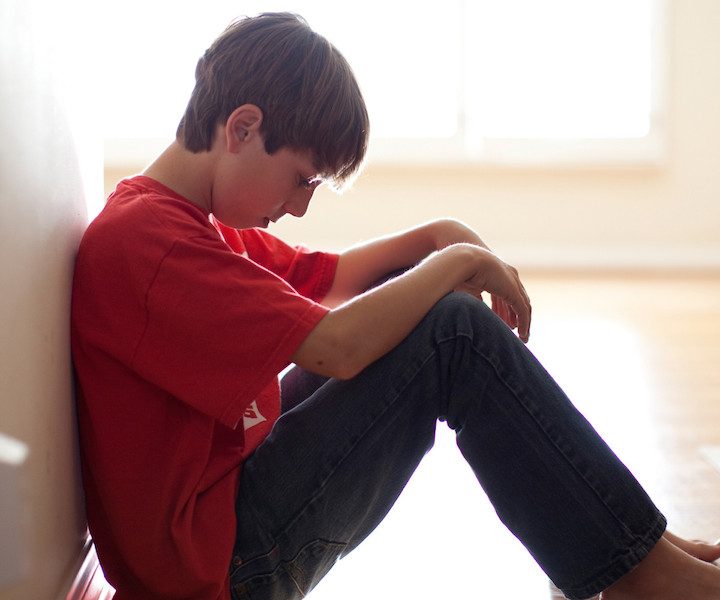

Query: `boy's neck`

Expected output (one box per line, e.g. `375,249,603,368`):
143,141,215,213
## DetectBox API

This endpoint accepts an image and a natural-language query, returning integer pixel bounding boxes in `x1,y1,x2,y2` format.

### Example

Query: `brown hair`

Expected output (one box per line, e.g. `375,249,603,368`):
177,12,369,189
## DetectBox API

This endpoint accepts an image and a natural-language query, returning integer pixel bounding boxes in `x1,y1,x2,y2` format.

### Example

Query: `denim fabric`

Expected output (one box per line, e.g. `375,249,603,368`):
229,292,666,600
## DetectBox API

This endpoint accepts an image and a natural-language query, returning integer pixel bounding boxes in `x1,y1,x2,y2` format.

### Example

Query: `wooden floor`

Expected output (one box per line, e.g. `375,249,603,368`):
309,273,720,600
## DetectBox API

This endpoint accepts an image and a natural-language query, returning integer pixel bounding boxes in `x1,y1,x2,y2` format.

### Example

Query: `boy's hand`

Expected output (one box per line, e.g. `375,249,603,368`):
454,246,532,343
431,220,529,340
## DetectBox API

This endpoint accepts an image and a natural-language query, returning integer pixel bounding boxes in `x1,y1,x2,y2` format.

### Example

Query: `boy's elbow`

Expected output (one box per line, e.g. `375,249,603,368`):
298,355,362,381
292,321,367,380
330,351,365,380
316,343,365,380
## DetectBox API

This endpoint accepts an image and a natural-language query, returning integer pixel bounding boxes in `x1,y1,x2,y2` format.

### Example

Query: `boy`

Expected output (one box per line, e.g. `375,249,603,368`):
71,12,720,600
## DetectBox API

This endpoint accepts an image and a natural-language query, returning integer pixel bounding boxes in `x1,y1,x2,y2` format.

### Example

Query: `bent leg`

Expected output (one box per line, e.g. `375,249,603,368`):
230,292,665,600
433,294,665,598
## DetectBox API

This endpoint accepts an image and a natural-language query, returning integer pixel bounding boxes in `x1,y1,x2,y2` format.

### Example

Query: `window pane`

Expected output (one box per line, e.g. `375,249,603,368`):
313,2,462,139
464,0,653,140
101,0,661,164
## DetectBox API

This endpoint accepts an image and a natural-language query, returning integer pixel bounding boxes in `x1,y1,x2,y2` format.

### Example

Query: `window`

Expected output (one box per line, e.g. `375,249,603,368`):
103,0,666,166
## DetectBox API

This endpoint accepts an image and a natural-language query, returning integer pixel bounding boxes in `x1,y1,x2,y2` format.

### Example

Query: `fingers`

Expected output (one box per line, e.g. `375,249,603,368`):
516,300,532,343
515,278,532,343
491,295,515,328
464,251,532,342
492,291,531,343
504,299,531,343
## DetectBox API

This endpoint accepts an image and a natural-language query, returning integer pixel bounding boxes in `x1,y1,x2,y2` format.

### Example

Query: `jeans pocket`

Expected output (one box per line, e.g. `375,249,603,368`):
231,539,347,600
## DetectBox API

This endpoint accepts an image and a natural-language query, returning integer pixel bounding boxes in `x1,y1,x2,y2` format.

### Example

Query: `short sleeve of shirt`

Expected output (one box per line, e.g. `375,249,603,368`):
213,221,338,303
131,231,330,429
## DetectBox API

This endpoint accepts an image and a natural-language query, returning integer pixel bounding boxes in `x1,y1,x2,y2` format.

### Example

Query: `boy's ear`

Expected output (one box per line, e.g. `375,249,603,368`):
225,104,264,152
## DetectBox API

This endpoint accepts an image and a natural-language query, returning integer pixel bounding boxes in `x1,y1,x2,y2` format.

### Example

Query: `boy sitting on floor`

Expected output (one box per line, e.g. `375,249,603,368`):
71,12,720,600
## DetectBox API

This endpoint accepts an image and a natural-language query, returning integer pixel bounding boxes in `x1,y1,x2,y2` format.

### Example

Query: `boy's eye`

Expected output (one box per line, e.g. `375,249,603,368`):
299,176,321,190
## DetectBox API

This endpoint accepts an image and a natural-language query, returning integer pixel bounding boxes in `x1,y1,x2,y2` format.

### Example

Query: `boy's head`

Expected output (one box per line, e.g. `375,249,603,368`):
177,12,369,190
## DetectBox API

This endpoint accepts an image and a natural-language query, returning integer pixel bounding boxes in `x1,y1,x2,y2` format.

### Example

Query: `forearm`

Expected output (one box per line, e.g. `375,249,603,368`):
292,243,484,378
322,219,469,308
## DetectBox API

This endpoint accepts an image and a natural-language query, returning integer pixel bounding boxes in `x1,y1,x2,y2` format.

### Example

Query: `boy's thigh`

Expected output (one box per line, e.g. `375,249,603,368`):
230,378,434,598
235,365,439,529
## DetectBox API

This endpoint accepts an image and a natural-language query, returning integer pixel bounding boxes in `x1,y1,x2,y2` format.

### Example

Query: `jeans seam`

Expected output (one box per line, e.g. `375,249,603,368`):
231,539,349,600
563,515,666,599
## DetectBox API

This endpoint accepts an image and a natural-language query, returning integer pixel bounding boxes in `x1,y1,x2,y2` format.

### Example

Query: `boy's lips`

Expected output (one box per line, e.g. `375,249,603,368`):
261,214,281,227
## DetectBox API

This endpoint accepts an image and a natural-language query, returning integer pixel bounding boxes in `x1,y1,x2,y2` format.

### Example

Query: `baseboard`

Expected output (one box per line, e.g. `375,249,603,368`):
61,534,115,600
502,244,720,272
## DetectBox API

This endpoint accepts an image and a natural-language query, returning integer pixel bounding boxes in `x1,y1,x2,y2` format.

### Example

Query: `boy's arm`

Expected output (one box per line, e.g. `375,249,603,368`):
322,218,490,308
291,242,531,380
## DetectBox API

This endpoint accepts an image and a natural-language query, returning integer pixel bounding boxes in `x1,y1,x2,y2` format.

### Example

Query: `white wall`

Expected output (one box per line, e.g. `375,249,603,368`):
0,1,101,598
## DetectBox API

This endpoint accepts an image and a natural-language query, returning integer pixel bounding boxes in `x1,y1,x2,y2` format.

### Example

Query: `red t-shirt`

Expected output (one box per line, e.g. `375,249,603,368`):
71,176,338,600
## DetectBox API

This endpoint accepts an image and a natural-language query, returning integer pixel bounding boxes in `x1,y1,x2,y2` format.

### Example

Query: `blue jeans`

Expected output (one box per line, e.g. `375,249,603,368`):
229,292,666,600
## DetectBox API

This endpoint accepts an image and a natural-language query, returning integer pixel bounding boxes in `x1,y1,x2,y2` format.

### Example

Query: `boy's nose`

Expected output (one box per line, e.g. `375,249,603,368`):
285,191,312,218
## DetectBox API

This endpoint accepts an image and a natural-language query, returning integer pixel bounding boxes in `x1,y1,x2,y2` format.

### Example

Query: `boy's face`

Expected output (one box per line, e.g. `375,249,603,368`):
211,119,322,229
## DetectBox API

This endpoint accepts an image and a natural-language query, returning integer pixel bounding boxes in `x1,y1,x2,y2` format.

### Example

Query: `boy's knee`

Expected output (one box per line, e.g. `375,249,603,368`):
429,291,510,341
433,291,486,319
430,291,488,327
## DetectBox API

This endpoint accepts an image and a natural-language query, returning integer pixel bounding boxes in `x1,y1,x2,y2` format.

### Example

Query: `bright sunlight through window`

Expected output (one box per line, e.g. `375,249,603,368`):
102,0,665,166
